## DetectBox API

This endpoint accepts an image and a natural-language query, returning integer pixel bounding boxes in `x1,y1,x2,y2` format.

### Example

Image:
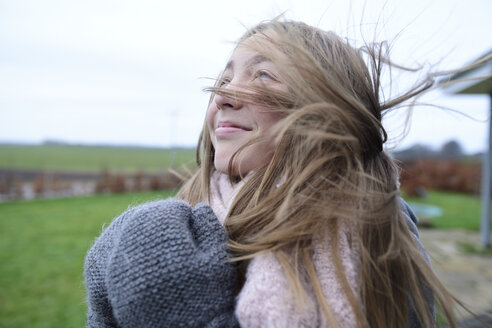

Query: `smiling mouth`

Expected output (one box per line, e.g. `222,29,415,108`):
215,122,252,135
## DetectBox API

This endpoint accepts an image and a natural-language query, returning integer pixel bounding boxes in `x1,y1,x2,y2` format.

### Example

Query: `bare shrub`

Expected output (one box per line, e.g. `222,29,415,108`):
159,171,182,190
400,160,481,196
94,169,183,194
149,175,161,191
33,172,46,197
133,170,145,191
110,174,127,193
0,178,7,194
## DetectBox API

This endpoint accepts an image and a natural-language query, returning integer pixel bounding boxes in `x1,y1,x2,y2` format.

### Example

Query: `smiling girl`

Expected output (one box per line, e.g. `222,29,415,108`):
206,46,286,175
85,19,464,327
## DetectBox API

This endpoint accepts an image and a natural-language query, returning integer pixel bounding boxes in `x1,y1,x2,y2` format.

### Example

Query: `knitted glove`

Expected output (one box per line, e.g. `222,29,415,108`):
84,199,239,328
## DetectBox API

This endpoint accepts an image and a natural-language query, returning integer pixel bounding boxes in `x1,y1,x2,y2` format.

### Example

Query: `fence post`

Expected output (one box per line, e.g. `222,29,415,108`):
481,95,492,248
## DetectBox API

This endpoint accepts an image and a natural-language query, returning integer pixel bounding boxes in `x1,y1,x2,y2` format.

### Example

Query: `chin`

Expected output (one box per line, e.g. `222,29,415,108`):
214,163,229,174
213,154,232,174
214,157,246,177
213,147,269,176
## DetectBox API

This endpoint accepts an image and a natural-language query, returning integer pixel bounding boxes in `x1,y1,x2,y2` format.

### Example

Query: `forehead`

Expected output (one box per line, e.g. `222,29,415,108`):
225,43,269,71
225,30,283,70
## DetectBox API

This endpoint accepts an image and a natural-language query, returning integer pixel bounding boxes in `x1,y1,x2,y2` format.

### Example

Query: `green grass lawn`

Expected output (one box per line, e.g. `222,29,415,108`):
0,190,482,327
404,191,482,230
0,190,174,328
0,144,196,173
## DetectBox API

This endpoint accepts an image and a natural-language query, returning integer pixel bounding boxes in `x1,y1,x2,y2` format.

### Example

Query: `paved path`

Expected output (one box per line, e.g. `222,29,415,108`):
419,229,492,326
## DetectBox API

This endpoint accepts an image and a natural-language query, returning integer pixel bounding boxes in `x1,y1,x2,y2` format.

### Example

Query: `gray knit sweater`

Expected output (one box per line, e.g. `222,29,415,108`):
84,199,239,328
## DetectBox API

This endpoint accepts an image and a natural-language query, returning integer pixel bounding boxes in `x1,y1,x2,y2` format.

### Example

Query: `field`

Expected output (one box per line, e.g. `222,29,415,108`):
0,189,483,328
0,144,196,173
0,190,173,328
405,191,482,230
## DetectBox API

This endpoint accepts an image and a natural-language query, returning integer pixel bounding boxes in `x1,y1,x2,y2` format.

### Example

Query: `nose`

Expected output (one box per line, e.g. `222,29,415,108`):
214,84,243,110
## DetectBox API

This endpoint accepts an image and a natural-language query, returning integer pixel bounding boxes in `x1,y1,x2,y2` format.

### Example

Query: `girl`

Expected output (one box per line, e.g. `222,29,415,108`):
85,19,462,327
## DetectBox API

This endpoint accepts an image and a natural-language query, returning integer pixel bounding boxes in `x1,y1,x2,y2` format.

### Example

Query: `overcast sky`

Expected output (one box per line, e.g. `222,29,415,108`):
0,0,491,153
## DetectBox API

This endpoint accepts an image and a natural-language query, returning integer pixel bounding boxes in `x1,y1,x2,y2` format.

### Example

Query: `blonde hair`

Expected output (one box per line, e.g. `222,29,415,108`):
177,19,463,327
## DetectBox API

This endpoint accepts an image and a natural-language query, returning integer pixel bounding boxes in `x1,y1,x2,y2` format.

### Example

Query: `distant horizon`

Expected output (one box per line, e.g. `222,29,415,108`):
0,139,196,150
0,138,484,155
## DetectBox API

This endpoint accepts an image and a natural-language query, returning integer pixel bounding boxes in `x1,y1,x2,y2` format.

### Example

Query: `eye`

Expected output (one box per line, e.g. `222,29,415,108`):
219,77,231,87
254,70,277,81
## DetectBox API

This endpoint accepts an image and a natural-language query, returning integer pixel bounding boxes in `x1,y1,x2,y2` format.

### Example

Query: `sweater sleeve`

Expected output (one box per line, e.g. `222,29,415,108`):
400,198,435,328
84,199,239,328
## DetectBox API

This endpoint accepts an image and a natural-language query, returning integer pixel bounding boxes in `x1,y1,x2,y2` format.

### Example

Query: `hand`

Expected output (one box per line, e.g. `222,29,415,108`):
88,199,238,328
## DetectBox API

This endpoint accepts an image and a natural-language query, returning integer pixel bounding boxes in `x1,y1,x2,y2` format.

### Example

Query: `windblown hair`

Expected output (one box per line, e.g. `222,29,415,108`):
177,19,463,327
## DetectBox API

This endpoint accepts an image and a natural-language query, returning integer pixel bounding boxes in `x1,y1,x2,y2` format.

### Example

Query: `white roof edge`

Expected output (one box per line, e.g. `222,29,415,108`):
442,61,492,94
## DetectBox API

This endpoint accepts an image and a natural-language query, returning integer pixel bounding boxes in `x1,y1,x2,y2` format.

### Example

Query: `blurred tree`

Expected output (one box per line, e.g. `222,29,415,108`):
440,140,463,159
392,144,435,160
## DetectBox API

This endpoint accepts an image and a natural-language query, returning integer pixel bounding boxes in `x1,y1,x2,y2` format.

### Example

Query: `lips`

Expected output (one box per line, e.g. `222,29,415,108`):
215,121,252,136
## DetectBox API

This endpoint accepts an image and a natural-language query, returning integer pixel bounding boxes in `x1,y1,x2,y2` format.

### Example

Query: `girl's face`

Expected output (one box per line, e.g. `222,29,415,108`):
207,41,288,176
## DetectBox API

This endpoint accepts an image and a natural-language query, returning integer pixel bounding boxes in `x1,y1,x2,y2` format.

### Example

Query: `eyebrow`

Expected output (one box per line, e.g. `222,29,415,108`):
224,55,270,72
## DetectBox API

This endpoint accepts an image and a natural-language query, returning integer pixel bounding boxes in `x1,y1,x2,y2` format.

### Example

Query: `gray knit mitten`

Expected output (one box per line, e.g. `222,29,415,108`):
84,199,239,328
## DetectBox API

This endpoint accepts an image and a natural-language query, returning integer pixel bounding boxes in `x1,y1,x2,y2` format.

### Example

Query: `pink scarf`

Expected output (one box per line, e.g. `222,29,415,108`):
208,171,359,327
209,171,247,225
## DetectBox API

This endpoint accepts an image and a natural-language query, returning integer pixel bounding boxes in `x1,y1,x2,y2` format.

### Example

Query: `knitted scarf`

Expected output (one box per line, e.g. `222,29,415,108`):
208,171,359,327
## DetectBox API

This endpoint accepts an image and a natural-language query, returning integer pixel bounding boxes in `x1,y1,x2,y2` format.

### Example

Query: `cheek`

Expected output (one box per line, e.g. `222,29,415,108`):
206,102,217,143
255,110,281,134
251,111,281,160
